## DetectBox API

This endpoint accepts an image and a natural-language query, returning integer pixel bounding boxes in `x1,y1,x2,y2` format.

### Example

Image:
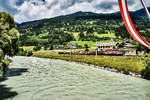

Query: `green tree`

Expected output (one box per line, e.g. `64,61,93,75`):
84,44,89,51
0,12,19,78
79,32,85,41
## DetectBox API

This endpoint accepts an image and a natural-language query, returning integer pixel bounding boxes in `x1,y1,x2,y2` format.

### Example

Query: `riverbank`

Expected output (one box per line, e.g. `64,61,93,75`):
33,53,145,77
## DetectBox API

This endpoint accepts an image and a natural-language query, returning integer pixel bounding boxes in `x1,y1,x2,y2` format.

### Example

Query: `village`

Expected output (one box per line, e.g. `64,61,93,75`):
35,42,137,56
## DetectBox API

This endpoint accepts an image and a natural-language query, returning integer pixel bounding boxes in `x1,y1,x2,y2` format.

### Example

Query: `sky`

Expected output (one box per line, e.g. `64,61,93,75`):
0,0,150,23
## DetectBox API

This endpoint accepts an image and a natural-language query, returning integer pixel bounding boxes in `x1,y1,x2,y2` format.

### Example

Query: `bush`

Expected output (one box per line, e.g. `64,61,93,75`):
0,63,3,79
0,59,12,78
17,48,33,56
141,54,150,79
27,51,33,56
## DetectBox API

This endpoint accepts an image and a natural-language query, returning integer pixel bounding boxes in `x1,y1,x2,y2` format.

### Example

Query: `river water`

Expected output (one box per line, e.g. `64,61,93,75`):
1,56,150,100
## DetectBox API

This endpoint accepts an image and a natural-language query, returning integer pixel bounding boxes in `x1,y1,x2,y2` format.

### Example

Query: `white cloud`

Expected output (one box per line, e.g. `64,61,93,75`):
1,0,149,23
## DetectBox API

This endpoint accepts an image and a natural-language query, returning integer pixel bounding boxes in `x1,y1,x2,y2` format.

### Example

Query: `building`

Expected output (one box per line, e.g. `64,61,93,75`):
96,42,118,51
123,49,137,56
53,45,64,49
120,43,137,56
96,42,137,56
66,44,77,49
122,43,135,49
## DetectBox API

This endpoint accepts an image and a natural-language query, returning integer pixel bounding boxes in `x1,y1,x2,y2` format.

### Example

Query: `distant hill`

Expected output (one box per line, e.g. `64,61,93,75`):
17,7,150,46
18,7,150,27
131,7,150,18
17,11,122,28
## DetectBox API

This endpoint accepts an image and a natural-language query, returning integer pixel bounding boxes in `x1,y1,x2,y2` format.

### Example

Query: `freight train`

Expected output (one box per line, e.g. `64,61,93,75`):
59,49,136,56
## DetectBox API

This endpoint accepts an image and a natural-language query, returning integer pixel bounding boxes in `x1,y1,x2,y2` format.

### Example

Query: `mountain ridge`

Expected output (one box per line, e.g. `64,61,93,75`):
18,7,150,27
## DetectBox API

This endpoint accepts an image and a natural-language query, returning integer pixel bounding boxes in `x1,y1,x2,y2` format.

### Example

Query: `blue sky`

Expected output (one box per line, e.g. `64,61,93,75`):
0,0,149,23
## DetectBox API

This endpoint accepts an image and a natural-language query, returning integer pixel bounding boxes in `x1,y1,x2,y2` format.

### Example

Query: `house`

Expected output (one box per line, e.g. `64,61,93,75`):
123,49,137,56
119,43,137,56
66,44,77,49
96,42,137,56
53,45,64,49
121,43,135,49
41,46,45,50
96,42,118,51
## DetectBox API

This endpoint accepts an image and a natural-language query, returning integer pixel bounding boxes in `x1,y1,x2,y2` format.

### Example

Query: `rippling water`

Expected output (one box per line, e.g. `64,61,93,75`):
1,56,150,100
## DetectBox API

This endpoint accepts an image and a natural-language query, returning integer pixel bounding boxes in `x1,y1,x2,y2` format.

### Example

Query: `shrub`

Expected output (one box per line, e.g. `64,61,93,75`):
0,63,3,79
17,48,33,56
0,59,12,78
141,54,150,79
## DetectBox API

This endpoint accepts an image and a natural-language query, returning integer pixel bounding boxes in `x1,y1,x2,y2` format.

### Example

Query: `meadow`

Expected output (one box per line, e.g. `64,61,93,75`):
68,40,116,47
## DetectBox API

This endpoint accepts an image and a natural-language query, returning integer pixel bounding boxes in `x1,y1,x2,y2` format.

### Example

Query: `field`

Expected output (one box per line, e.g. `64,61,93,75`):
20,46,35,51
34,48,94,54
68,40,119,47
94,33,116,38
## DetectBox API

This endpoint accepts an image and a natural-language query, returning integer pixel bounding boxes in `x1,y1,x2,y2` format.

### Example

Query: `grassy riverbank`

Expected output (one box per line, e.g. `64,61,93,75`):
33,53,145,75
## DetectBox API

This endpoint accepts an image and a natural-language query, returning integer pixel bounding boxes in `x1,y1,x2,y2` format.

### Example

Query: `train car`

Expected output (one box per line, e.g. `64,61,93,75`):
102,50,124,56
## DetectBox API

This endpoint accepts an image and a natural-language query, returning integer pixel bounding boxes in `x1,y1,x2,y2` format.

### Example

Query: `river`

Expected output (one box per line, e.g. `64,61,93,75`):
0,56,150,100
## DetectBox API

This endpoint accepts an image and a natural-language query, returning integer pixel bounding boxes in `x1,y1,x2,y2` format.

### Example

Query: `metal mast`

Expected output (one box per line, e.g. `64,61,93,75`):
140,0,150,21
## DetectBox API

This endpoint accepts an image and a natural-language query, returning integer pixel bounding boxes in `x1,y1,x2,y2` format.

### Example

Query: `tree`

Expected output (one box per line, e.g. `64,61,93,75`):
84,44,89,51
0,12,19,56
79,32,85,41
0,12,19,77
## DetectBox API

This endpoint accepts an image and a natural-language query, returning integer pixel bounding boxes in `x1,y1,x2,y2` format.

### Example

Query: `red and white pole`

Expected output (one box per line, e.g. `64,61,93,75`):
118,0,150,48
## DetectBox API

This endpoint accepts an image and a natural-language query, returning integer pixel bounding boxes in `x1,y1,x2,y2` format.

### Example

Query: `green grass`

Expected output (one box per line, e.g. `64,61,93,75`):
33,53,145,75
94,32,116,38
20,46,35,51
34,49,87,54
72,32,117,40
69,41,96,47
68,40,120,47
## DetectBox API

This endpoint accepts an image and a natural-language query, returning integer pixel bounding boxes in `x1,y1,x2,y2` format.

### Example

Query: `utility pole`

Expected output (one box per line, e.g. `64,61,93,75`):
140,0,150,21
96,39,98,56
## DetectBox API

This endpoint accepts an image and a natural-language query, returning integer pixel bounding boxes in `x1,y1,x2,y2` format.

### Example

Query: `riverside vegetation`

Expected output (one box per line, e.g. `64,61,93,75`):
0,12,19,79
33,53,150,79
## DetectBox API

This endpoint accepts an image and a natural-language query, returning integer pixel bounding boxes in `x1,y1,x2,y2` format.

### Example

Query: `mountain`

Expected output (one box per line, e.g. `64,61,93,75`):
17,11,122,28
131,7,150,18
18,7,150,27
17,7,150,46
